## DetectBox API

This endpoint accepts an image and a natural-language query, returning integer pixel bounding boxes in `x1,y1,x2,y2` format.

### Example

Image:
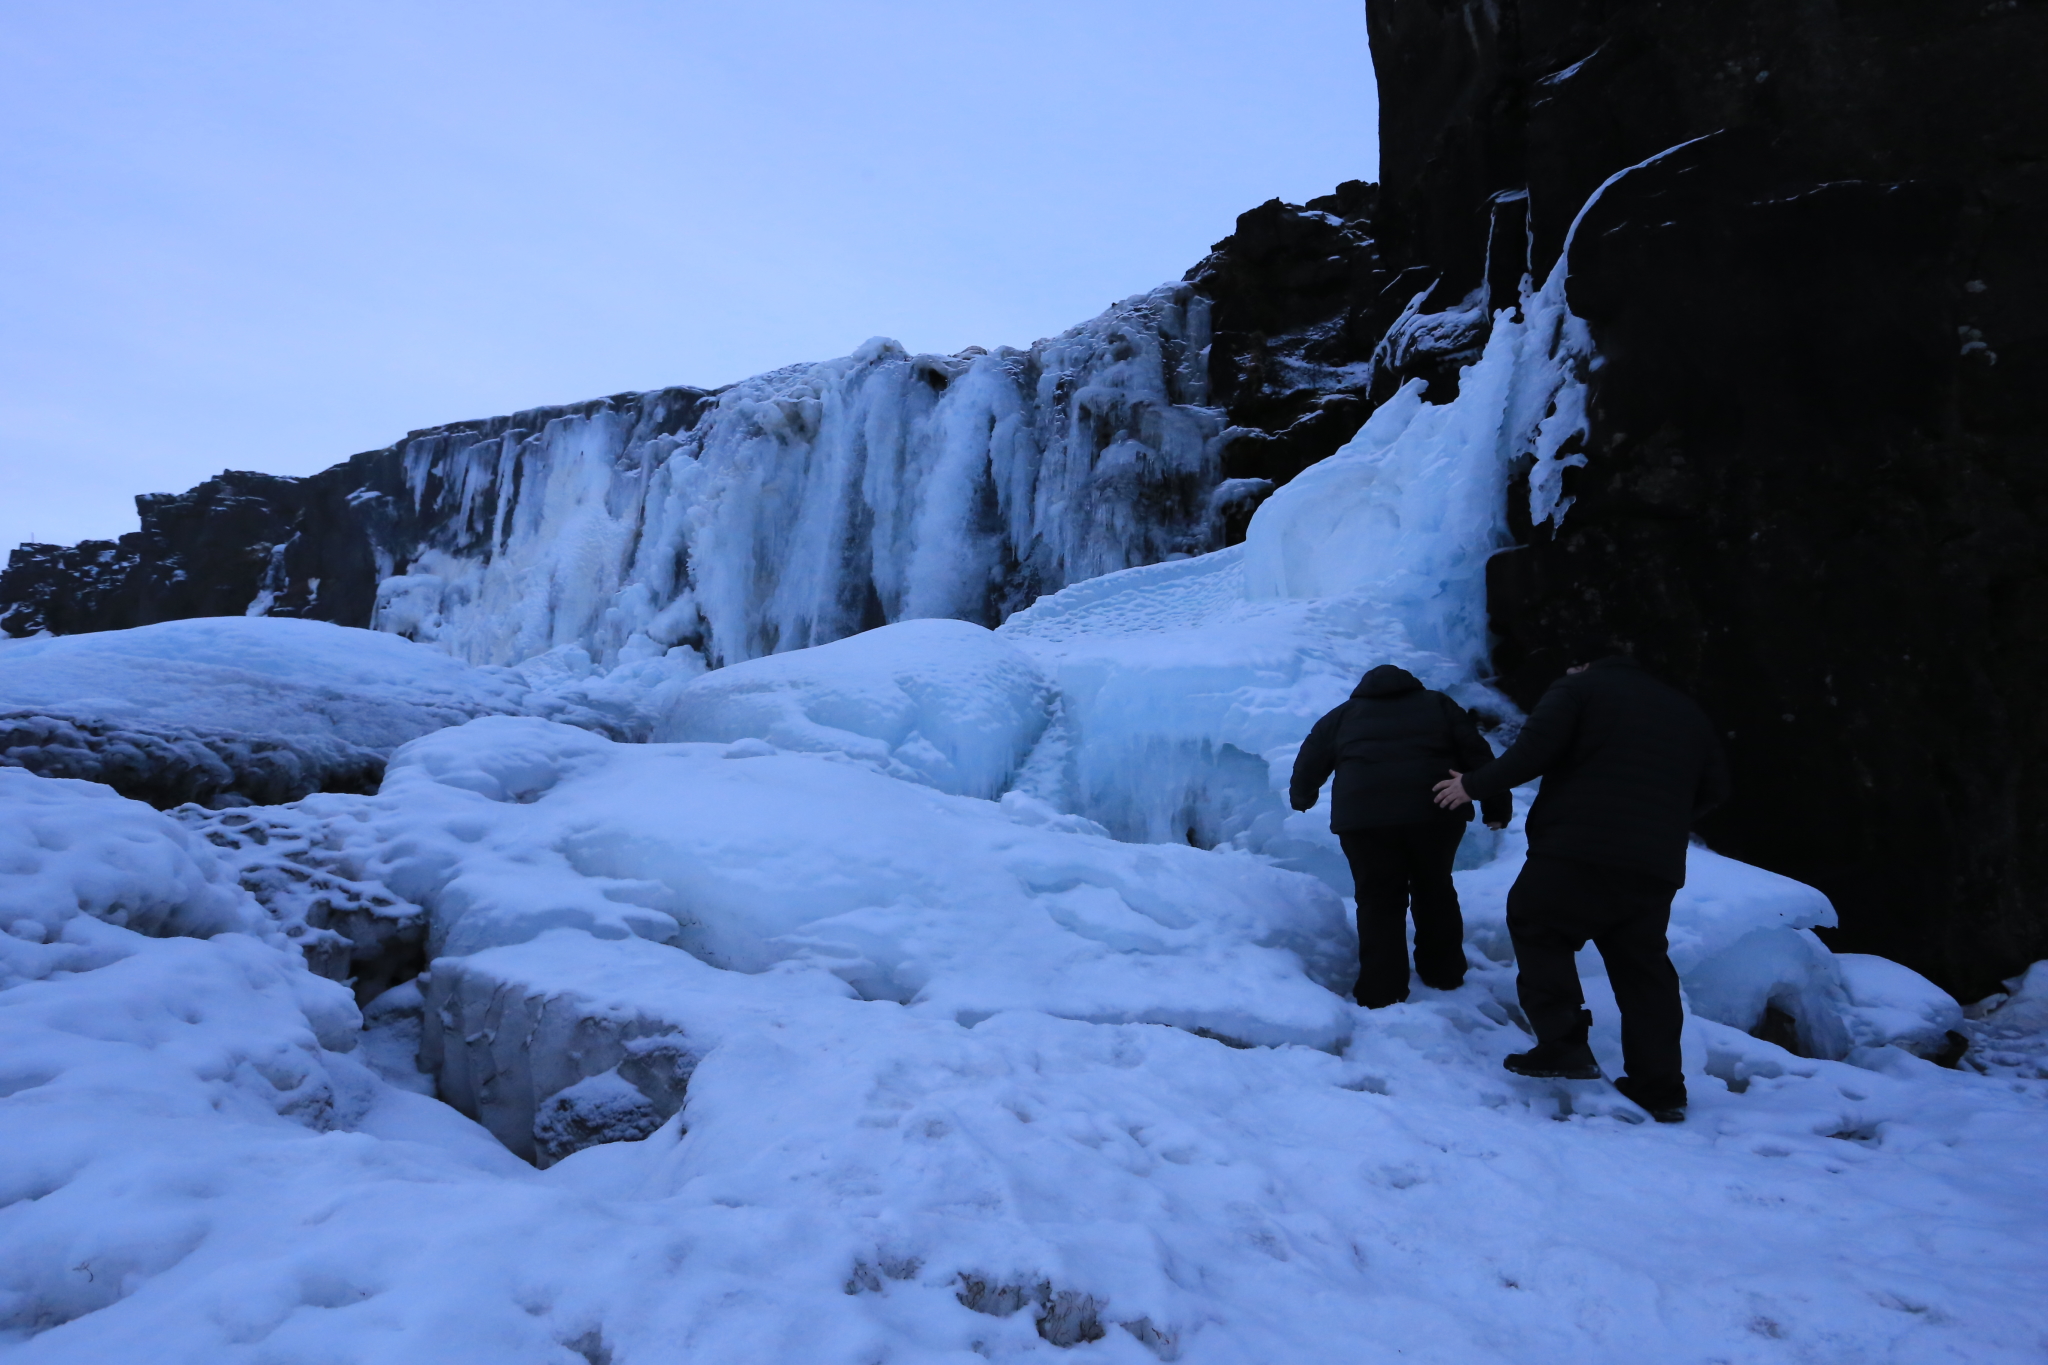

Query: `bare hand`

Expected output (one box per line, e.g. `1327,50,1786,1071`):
1485,822,1506,832
1433,771,1472,811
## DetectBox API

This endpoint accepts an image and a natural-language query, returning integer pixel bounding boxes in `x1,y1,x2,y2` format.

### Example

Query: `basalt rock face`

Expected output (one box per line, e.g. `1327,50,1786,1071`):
1368,0,2046,995
1184,178,1500,528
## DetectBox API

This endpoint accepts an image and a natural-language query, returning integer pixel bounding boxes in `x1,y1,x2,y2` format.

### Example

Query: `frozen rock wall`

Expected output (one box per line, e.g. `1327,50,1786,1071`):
379,286,1224,668
1365,0,2048,995
3,288,1232,675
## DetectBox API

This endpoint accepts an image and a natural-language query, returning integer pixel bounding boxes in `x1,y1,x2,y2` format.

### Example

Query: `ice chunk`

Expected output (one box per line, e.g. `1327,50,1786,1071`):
424,931,802,1162
1664,849,1854,1057
533,1070,666,1168
649,618,1052,799
1682,926,1853,1059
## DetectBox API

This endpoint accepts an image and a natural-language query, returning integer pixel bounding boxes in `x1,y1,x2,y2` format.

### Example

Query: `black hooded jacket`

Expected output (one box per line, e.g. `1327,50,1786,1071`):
1290,665,1509,832
1461,656,1730,886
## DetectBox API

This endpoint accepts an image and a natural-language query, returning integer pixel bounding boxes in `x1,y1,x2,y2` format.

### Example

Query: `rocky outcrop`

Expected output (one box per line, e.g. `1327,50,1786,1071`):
1366,0,2046,995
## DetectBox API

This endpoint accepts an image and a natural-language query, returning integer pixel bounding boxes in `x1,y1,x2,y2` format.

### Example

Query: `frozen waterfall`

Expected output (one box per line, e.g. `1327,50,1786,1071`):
372,285,1230,669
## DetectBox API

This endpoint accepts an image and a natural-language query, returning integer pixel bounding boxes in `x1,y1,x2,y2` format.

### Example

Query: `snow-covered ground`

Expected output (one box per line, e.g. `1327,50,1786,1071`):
3,262,2045,1362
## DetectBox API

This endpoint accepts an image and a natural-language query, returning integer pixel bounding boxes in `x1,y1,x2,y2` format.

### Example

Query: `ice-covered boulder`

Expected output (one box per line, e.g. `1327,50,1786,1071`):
0,768,270,954
0,619,538,807
649,618,1052,799
1664,850,1863,1059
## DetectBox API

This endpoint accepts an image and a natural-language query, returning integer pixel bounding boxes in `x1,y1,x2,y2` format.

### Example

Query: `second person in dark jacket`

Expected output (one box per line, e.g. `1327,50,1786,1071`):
1433,652,1729,1122
1291,664,1509,1008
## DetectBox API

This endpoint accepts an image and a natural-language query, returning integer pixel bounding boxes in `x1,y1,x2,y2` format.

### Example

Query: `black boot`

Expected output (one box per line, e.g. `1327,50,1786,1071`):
1503,1011,1600,1080
1503,1038,1601,1079
1614,1075,1687,1123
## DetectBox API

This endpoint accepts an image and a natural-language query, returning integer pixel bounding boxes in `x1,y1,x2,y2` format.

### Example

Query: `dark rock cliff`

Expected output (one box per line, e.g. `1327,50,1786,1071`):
1367,0,2046,995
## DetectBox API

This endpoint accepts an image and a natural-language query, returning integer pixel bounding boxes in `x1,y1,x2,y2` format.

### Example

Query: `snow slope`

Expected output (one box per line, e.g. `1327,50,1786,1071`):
4,873,2044,1362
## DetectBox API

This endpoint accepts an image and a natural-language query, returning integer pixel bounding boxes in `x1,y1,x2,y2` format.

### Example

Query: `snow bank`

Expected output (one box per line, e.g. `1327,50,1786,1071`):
0,616,700,807
649,618,1052,798
0,769,268,952
0,925,512,1351
366,716,1353,1051
0,619,525,807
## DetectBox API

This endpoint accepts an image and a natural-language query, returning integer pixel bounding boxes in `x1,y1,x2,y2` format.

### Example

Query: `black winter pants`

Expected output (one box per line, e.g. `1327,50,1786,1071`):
1339,820,1469,1008
1506,855,1686,1102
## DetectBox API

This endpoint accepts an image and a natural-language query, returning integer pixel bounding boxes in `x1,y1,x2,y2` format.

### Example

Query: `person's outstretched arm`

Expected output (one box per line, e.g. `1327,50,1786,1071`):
1444,696,1512,828
1439,681,1584,809
1289,705,1345,812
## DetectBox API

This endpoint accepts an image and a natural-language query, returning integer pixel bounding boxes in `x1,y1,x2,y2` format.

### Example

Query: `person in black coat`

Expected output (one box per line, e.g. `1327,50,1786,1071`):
1433,650,1729,1122
1291,664,1510,1009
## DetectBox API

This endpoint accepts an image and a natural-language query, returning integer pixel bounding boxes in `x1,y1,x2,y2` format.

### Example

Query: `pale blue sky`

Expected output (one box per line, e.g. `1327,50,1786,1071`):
1,2,1375,553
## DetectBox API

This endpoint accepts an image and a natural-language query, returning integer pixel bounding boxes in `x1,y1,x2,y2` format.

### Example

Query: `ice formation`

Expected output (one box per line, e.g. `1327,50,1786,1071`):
4,768,2044,1359
649,618,1053,800
989,260,1590,868
372,286,1226,670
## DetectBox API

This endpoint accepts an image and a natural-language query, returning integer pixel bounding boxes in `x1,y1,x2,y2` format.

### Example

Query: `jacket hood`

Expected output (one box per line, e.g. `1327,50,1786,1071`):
1353,664,1424,699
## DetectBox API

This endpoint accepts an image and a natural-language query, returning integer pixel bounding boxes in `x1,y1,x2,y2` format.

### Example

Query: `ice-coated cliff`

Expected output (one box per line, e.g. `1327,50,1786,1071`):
353,284,1227,669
